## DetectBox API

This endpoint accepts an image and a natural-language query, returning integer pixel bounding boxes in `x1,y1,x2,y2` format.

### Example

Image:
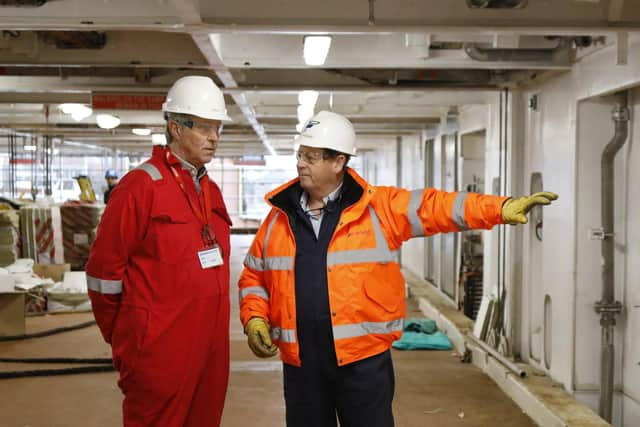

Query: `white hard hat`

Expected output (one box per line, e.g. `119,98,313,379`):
294,111,356,156
162,76,232,122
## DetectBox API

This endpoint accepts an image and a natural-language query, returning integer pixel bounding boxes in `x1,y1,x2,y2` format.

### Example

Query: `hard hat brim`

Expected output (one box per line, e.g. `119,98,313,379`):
162,106,233,122
293,133,357,157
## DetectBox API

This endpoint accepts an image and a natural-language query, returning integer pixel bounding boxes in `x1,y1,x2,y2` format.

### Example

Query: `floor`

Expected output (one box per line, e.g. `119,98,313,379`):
0,235,536,427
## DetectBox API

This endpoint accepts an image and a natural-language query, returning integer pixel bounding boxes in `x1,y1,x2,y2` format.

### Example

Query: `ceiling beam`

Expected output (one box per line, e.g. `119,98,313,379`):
200,23,640,37
169,0,276,156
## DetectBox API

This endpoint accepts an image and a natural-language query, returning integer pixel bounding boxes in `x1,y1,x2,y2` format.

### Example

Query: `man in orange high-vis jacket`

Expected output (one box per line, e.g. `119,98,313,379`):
86,76,233,427
238,110,558,427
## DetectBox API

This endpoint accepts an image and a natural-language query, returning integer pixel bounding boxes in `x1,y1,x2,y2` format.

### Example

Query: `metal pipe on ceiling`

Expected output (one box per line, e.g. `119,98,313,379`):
463,38,573,64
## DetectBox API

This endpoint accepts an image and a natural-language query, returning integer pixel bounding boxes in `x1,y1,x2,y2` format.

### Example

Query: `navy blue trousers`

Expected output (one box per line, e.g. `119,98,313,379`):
283,349,395,427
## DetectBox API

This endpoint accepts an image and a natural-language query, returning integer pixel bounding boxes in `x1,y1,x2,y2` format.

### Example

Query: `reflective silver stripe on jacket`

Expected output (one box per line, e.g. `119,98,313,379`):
327,206,398,266
243,212,295,272
265,256,293,270
263,212,294,270
243,254,293,272
332,318,404,340
239,286,269,301
87,275,123,295
263,212,279,260
452,191,469,231
136,163,162,181
408,189,425,237
271,327,297,343
244,253,264,271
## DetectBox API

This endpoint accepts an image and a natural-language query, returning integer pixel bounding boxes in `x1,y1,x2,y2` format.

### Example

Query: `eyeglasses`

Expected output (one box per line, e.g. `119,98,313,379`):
295,150,325,165
174,118,223,138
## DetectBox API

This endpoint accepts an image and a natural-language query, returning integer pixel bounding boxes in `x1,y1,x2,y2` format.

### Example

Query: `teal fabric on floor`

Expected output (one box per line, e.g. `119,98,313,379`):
391,318,453,350
392,331,452,350
403,318,437,335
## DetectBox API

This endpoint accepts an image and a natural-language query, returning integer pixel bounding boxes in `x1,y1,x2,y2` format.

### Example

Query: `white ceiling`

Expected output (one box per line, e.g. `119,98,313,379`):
0,0,637,157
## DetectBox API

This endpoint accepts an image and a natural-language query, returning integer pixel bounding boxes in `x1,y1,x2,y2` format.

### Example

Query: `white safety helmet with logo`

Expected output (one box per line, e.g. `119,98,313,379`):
162,75,232,122
294,110,357,156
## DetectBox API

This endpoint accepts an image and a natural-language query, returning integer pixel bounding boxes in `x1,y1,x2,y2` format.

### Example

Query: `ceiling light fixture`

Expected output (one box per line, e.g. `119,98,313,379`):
96,114,120,129
296,90,319,133
303,35,332,66
132,128,151,136
298,90,319,106
24,145,36,152
59,103,92,121
297,104,315,125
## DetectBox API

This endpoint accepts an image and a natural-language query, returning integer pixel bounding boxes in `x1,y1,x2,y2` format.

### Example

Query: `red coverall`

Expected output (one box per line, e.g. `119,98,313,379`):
86,145,232,427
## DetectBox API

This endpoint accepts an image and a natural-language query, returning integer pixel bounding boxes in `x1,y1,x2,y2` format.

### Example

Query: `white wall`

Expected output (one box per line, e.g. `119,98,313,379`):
517,34,640,426
520,90,550,370
361,138,398,186
574,96,626,405
446,34,640,426
622,87,640,426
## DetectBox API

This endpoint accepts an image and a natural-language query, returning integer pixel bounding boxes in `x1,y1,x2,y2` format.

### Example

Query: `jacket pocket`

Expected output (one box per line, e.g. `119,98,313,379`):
148,211,195,263
362,275,401,313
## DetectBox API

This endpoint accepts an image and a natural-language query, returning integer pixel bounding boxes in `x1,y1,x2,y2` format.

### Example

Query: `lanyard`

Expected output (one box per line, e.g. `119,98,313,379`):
165,149,217,247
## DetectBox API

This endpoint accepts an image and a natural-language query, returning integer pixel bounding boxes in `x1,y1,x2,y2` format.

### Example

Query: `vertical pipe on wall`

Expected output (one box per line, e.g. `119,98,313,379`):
501,89,509,337
596,92,628,422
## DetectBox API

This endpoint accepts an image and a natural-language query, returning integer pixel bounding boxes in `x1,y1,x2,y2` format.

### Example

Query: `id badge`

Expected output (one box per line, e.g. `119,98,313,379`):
198,245,223,269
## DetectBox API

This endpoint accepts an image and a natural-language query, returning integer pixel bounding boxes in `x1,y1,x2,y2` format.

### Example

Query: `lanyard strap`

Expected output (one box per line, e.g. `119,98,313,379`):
165,149,217,246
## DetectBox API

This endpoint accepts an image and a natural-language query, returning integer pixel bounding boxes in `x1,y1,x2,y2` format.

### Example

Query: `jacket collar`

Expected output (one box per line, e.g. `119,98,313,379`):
267,168,372,223
153,145,206,180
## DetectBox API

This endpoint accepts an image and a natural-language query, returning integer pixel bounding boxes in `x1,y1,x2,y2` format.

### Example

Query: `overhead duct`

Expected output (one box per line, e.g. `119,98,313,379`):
464,38,573,64
466,0,527,8
39,31,107,50
0,0,47,6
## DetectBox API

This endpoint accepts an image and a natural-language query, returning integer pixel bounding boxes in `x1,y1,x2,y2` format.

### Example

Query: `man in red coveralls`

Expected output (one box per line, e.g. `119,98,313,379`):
86,75,233,427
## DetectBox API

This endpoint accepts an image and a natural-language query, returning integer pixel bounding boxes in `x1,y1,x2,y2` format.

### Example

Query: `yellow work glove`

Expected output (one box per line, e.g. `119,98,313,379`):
244,317,278,358
501,191,558,224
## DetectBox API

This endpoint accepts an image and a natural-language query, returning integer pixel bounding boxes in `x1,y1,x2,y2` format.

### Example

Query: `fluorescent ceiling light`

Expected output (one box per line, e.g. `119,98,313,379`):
59,103,82,114
60,103,92,121
297,104,315,125
132,128,151,136
151,133,167,145
24,145,36,152
298,90,319,106
96,114,120,129
71,108,92,121
303,36,332,66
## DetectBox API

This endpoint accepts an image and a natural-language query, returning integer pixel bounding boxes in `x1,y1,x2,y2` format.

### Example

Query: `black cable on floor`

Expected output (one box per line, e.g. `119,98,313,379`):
0,365,115,379
0,357,112,364
0,320,96,342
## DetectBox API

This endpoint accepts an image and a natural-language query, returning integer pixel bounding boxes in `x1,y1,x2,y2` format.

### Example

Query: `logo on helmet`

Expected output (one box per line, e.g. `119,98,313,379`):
304,120,320,130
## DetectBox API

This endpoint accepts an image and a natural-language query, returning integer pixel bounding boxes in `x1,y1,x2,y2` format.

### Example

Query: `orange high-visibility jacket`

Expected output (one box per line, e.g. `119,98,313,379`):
239,168,507,367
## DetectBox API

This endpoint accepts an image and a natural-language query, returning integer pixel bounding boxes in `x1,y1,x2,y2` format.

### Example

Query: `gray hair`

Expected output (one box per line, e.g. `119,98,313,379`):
164,112,191,145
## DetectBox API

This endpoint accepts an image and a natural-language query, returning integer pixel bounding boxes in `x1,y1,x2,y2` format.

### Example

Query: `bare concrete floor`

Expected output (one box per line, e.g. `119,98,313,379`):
0,235,536,427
